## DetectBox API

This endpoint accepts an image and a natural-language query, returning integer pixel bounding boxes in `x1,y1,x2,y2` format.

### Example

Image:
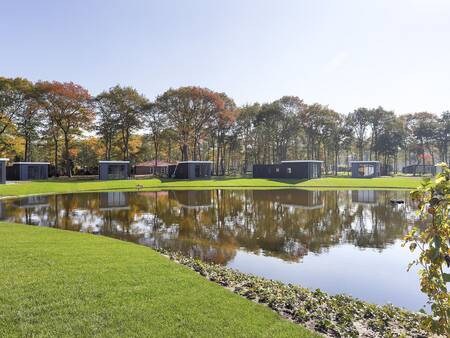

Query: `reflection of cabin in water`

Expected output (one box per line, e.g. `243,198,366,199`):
98,161,130,180
7,162,49,180
0,158,8,184
99,192,129,210
351,190,378,204
252,190,323,209
350,161,381,178
168,161,212,179
13,195,50,208
169,190,213,209
253,160,322,179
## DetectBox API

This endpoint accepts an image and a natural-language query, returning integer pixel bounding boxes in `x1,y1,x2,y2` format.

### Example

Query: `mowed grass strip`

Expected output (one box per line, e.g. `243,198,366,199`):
0,176,423,198
0,222,316,337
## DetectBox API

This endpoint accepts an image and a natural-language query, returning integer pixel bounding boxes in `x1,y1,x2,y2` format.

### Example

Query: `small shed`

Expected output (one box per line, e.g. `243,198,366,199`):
135,160,174,176
7,162,49,180
0,158,8,184
98,161,130,180
253,160,322,179
350,161,381,178
168,161,212,179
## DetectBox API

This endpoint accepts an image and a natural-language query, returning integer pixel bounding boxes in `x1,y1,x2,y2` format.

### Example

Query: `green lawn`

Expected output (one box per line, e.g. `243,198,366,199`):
0,222,316,337
0,176,423,198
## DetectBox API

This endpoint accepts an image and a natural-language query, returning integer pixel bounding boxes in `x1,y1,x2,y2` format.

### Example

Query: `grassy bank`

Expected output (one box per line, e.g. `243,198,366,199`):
0,176,422,198
0,222,315,337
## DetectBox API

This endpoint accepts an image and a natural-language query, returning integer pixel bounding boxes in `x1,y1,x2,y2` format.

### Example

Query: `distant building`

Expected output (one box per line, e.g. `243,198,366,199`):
253,160,323,179
135,160,175,176
7,162,49,180
0,158,8,184
350,161,381,178
98,161,130,180
168,161,212,179
402,164,437,176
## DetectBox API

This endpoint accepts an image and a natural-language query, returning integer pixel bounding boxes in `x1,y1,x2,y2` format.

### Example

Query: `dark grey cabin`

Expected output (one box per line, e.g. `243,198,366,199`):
0,158,8,184
98,161,130,180
168,161,212,179
7,162,49,180
350,161,381,178
253,160,322,179
402,164,437,176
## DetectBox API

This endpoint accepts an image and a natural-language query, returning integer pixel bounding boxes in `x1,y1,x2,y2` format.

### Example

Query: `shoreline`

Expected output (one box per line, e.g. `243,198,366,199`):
159,249,429,337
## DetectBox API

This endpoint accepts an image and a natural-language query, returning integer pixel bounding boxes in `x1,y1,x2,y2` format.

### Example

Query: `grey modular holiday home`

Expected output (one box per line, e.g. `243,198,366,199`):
98,161,130,180
253,160,322,179
168,161,212,179
7,162,49,180
0,158,8,184
350,161,381,178
402,164,437,176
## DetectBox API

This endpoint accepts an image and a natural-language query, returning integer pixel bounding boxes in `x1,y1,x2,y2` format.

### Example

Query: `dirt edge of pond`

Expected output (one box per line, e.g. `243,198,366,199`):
158,249,432,338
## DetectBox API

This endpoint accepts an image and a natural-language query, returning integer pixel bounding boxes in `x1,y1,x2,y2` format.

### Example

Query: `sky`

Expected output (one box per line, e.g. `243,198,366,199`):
1,0,450,115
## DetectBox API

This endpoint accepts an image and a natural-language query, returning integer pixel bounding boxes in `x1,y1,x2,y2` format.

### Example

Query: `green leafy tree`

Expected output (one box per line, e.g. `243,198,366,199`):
348,107,370,160
403,163,450,335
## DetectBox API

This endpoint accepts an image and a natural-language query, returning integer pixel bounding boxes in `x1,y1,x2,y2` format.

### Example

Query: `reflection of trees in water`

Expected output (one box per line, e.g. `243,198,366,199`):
0,189,415,265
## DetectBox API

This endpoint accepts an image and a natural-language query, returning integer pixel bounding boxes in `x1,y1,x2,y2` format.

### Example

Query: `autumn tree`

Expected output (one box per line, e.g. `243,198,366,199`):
13,81,45,161
348,107,370,160
210,93,238,175
143,101,169,168
155,87,224,161
436,111,450,164
37,81,94,177
235,103,259,173
102,86,146,161
407,112,439,165
95,92,118,160
0,77,35,146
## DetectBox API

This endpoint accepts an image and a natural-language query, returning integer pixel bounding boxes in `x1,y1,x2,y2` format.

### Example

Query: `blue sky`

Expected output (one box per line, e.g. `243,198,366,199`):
1,0,449,115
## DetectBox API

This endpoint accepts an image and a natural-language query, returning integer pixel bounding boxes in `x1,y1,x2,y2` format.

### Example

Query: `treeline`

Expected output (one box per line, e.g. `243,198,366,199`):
0,76,448,176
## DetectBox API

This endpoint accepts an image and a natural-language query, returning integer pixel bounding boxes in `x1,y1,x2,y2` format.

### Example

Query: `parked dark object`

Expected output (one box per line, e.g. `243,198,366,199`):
6,162,49,180
169,161,212,179
0,158,8,184
98,161,130,180
350,161,381,178
402,164,437,176
252,160,322,179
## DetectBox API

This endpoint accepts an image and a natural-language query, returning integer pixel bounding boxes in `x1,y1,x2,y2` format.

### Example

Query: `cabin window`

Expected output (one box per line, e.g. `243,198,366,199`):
275,167,280,173
287,168,292,174
311,164,319,178
358,164,375,177
195,165,201,177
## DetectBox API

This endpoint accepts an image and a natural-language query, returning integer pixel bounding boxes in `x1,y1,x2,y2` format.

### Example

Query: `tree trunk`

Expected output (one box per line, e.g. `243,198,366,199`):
63,133,71,177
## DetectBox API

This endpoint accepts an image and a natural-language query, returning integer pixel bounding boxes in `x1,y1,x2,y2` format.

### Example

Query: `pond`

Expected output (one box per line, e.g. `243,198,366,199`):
0,189,427,311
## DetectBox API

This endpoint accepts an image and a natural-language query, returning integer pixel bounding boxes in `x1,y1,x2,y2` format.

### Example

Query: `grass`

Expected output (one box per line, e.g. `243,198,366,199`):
0,222,317,337
0,176,423,198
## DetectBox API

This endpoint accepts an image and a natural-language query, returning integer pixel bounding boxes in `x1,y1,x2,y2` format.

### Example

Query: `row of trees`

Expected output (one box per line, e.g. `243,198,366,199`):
1,76,449,176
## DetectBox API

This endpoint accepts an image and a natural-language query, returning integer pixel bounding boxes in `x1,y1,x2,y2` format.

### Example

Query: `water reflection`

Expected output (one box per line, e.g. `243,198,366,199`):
0,189,426,310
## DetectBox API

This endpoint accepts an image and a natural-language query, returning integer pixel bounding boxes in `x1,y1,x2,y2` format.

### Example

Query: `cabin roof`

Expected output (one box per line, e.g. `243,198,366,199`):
13,162,50,165
349,161,381,164
99,161,130,164
281,160,324,163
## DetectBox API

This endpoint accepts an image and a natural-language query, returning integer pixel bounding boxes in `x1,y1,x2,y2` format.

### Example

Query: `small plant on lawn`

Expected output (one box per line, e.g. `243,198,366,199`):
403,163,450,335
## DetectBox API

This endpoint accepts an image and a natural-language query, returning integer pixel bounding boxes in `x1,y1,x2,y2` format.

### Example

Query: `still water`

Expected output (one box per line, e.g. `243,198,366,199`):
1,189,427,311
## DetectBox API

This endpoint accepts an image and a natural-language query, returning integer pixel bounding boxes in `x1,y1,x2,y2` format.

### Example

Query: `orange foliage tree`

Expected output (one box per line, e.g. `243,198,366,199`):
37,81,93,177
